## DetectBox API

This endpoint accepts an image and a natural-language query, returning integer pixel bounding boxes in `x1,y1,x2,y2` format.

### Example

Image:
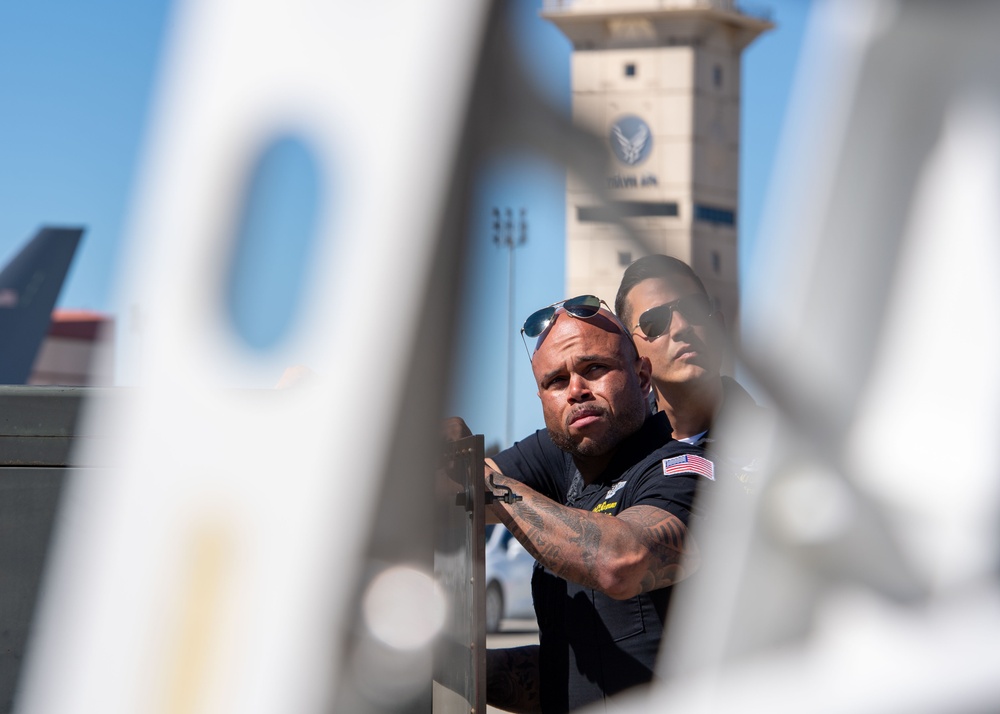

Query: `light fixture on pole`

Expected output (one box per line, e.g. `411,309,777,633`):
492,206,527,448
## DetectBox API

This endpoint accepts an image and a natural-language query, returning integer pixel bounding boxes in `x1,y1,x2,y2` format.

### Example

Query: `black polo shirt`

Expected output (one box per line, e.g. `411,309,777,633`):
693,376,770,496
492,412,712,712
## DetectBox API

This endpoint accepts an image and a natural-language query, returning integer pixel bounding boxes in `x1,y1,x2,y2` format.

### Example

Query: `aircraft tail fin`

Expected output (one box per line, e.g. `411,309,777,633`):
0,227,84,384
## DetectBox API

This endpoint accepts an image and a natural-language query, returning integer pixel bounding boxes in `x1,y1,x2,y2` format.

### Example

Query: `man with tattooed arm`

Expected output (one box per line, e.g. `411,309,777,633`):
474,296,716,712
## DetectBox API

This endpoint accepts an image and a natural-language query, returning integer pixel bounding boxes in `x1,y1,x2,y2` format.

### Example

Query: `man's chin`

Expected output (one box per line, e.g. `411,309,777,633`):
569,439,607,457
662,364,713,385
550,430,610,458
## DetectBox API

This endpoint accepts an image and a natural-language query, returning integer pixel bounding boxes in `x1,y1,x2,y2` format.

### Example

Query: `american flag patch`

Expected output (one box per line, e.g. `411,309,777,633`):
662,454,715,480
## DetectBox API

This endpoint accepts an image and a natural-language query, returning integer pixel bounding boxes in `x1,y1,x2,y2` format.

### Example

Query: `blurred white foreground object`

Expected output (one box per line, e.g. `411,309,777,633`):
614,0,1000,712
14,1,489,713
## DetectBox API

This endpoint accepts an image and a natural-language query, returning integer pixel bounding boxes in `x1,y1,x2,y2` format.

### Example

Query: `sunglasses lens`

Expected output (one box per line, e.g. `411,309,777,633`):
524,296,603,337
639,295,713,339
675,294,713,324
562,295,602,319
638,304,672,339
522,307,556,337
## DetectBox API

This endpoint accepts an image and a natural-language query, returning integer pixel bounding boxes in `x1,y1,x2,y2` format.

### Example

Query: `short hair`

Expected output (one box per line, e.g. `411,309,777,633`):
614,254,708,328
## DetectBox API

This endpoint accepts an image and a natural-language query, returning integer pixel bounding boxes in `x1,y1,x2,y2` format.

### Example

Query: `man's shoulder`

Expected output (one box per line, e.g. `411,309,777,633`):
614,434,712,519
492,428,570,484
621,431,707,481
650,439,713,473
646,437,703,463
713,377,773,445
710,376,774,494
528,428,568,461
720,376,767,416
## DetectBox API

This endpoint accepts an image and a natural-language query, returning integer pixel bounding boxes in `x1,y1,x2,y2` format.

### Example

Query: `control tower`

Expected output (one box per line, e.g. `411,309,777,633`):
542,0,772,332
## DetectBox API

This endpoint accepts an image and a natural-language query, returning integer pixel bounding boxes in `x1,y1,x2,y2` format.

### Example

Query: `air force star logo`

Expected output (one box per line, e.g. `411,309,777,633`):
610,115,653,166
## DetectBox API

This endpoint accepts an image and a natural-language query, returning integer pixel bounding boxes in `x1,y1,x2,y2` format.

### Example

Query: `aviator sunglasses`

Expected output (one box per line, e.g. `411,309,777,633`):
634,293,715,340
520,295,611,358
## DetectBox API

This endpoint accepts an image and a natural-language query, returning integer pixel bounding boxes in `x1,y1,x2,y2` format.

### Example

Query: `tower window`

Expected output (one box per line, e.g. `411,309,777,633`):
694,203,735,225
624,63,636,77
578,201,679,222
711,251,721,274
618,251,632,267
713,64,723,88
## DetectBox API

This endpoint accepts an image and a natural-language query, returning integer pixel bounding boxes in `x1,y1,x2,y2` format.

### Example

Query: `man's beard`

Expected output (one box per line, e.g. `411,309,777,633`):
548,398,647,459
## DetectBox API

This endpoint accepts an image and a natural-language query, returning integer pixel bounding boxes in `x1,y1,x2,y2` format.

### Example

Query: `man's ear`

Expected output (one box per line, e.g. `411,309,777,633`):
637,355,653,393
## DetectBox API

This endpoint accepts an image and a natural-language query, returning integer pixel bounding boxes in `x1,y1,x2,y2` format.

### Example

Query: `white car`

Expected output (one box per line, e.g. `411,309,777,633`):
484,524,537,633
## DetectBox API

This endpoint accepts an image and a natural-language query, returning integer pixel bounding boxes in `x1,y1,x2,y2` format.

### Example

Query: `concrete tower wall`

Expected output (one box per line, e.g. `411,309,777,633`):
545,0,771,341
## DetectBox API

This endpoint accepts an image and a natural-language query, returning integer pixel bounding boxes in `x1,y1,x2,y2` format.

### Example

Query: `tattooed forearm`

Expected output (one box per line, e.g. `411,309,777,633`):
489,471,610,591
486,646,540,713
486,462,699,598
626,510,698,592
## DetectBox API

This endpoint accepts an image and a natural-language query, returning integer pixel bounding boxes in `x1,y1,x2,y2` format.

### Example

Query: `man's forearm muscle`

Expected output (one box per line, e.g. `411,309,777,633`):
486,465,698,599
628,510,693,593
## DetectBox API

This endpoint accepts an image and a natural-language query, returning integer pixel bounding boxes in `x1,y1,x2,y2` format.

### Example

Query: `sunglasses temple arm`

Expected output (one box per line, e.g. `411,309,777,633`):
519,330,535,362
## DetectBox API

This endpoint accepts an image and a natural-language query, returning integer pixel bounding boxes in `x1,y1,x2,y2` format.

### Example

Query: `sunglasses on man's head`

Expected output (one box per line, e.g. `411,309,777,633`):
520,295,623,360
521,295,607,338
634,293,715,340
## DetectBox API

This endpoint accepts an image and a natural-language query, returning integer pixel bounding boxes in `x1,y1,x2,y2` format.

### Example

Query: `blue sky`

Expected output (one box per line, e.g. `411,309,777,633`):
0,0,173,308
0,0,811,447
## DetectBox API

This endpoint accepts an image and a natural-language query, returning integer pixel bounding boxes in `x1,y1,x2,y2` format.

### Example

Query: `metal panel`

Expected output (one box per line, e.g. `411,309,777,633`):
0,438,75,469
0,388,111,710
0,467,67,713
433,435,486,714
0,387,118,467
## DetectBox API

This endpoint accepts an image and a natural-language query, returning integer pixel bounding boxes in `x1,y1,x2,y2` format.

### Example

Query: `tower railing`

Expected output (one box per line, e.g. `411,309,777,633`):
541,0,773,23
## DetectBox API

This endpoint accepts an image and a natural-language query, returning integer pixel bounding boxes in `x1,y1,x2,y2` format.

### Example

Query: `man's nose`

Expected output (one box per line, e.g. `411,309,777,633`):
567,373,592,402
668,308,692,337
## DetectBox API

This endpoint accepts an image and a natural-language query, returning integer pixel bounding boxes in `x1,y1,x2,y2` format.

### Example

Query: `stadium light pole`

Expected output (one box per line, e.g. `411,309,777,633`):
492,206,527,448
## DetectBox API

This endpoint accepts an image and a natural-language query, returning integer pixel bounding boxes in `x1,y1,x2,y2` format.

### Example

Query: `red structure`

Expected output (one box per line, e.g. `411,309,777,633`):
29,309,115,386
